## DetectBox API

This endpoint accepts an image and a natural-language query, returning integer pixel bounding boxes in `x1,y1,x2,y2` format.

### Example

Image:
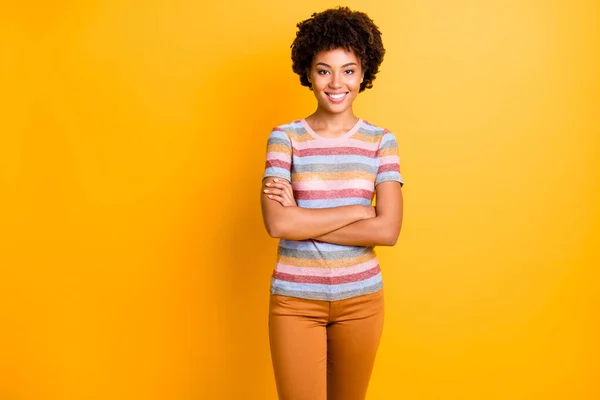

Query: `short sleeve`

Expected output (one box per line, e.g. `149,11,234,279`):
262,128,292,182
375,131,404,187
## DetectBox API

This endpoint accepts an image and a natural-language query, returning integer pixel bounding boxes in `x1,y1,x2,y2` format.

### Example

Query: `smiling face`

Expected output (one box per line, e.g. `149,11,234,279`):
306,47,365,115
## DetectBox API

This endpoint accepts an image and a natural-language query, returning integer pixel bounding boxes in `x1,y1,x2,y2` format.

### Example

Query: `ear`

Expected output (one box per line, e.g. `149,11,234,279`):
306,69,311,83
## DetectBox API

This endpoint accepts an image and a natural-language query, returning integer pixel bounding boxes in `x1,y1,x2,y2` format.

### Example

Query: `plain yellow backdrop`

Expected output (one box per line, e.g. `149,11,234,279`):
1,0,598,399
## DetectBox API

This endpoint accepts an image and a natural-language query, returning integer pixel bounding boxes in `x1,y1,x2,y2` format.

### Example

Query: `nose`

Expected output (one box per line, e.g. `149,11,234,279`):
329,72,342,89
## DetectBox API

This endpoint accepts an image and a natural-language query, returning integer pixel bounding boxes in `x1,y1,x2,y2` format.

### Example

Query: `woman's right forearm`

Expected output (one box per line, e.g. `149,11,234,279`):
266,205,372,240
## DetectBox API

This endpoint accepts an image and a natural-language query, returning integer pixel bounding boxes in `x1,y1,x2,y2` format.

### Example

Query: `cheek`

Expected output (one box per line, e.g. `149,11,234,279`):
314,75,330,87
347,75,362,89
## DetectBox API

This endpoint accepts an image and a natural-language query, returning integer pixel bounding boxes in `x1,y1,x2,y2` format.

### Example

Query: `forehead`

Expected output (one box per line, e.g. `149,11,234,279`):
312,47,360,66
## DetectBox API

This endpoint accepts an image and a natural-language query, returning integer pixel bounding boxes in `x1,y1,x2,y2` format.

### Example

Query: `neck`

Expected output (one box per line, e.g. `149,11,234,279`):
307,107,359,130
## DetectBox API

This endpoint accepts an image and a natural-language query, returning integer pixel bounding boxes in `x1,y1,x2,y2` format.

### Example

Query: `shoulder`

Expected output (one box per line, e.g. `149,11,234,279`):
274,119,304,131
267,119,309,142
360,119,398,143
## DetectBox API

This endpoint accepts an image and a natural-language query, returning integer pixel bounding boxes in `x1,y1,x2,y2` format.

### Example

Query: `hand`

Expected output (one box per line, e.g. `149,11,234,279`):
264,178,297,207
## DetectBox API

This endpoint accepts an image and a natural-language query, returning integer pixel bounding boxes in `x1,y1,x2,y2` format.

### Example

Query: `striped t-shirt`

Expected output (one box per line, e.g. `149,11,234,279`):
263,118,404,301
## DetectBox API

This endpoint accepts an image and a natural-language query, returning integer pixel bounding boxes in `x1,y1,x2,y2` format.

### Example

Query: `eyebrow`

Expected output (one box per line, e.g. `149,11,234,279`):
315,62,358,68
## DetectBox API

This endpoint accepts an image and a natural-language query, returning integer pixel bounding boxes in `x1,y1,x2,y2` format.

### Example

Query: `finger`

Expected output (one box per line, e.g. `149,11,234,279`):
268,184,295,201
265,184,287,192
267,194,290,206
277,190,294,206
263,188,285,197
283,184,295,199
265,182,292,191
267,182,294,196
264,185,295,206
265,187,295,204
271,178,290,185
281,191,294,206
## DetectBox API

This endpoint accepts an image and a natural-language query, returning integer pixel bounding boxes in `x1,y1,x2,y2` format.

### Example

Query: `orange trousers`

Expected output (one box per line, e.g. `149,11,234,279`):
268,290,385,400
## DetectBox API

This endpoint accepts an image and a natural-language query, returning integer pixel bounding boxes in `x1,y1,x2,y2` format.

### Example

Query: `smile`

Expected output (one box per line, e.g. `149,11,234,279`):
326,92,348,102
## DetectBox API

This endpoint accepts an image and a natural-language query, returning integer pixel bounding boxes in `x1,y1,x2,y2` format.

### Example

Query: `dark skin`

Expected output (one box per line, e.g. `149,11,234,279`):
261,177,376,241
261,47,403,246
262,178,402,246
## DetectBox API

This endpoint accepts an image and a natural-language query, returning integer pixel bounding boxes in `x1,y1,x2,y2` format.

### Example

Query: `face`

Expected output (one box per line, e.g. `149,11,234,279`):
306,47,365,115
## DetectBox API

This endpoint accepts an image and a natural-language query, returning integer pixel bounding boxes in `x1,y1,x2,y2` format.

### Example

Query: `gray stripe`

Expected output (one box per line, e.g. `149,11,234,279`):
293,163,378,174
267,137,291,146
380,137,398,150
381,140,398,150
375,175,403,186
357,126,384,137
270,281,383,301
282,125,309,135
278,246,372,260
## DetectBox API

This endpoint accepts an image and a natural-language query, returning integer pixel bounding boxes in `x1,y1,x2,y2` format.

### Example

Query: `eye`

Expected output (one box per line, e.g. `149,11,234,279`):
317,70,330,75
344,69,355,74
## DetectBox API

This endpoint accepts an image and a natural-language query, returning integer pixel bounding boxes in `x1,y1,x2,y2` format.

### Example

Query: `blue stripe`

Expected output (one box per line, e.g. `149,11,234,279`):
380,132,397,146
359,124,384,133
279,239,367,252
263,168,291,180
268,130,291,142
375,171,402,184
297,198,372,208
281,122,304,131
271,273,382,294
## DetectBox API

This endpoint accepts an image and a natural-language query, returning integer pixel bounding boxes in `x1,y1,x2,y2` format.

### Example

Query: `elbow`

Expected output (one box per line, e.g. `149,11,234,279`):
265,222,281,238
382,236,397,246
381,230,400,246
267,221,303,241
265,219,286,239
373,216,402,246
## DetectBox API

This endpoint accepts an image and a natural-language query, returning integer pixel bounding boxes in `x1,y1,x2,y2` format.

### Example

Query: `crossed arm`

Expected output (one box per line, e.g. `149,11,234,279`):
260,177,403,247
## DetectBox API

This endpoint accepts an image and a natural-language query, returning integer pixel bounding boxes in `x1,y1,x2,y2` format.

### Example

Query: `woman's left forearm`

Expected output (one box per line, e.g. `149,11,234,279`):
313,216,400,247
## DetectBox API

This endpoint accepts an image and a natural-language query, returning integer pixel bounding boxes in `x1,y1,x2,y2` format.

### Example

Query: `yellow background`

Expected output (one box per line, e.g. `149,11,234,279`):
1,0,598,399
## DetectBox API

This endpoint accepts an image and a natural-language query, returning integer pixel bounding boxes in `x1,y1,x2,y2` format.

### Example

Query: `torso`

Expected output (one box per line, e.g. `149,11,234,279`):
269,118,389,301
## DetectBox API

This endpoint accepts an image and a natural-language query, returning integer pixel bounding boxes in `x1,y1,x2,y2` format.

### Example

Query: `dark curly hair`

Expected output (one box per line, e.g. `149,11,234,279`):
291,7,385,92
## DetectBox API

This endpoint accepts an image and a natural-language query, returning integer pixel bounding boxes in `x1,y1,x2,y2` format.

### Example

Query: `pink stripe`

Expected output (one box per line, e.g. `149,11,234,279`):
266,152,290,162
295,188,372,200
292,179,374,191
379,155,399,164
378,163,399,173
293,139,380,151
273,265,381,284
266,160,291,169
292,147,377,158
275,258,379,276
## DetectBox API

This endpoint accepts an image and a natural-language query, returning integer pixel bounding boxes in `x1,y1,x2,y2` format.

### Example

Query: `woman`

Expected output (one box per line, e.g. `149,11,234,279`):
261,6,404,400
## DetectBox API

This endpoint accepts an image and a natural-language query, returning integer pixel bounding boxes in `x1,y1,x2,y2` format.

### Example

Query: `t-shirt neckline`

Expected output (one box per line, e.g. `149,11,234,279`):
300,118,363,140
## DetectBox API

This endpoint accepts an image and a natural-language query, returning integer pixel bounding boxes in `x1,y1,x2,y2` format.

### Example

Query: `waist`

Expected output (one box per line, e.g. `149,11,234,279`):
274,240,378,274
270,269,383,301
276,239,375,267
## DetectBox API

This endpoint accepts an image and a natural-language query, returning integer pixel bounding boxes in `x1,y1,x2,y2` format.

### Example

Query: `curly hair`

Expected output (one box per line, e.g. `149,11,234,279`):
290,7,385,92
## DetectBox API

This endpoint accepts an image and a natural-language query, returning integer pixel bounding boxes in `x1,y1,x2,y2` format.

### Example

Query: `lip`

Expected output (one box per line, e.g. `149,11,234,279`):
325,92,349,103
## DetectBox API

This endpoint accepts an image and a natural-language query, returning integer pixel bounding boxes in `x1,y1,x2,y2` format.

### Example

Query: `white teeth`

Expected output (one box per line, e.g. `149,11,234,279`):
328,93,346,99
